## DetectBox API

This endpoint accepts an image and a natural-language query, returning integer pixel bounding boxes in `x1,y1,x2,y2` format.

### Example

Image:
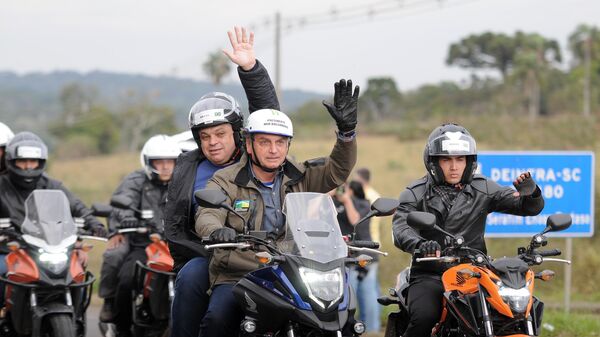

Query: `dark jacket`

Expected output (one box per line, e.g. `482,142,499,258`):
392,174,544,276
196,137,357,286
0,173,104,253
108,169,168,247
165,60,279,271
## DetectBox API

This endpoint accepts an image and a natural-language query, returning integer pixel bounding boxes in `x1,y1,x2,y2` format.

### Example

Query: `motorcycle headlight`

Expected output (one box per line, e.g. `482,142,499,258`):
39,251,69,274
299,267,344,309
498,286,531,313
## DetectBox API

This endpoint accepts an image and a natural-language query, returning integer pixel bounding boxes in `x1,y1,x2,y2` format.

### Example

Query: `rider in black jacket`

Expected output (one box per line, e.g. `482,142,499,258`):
0,132,106,304
165,26,280,337
98,135,181,331
392,123,544,337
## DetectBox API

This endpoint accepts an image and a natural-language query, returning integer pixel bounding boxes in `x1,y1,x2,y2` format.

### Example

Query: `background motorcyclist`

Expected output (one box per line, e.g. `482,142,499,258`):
97,134,180,335
0,131,106,303
195,79,359,337
330,181,381,333
391,123,545,337
165,26,280,337
0,122,15,175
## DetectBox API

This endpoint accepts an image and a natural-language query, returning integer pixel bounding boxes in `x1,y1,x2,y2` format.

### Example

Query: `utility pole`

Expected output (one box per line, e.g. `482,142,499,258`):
275,11,282,101
583,36,591,117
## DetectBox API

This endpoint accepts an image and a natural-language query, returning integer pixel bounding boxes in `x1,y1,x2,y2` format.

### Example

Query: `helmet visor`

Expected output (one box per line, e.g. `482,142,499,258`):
428,132,476,156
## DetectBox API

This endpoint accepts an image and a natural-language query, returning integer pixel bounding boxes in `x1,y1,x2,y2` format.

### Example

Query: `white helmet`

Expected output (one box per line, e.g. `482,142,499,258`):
170,130,197,152
140,135,182,179
0,122,14,147
244,109,293,138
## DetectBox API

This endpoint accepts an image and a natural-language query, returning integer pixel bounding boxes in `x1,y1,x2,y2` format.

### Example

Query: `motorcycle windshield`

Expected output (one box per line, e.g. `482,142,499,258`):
280,192,347,264
21,190,78,246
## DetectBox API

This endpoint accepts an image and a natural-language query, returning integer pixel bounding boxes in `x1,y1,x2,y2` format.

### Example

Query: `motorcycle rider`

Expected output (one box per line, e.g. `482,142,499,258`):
391,123,545,337
98,135,181,334
195,79,359,337
0,132,106,303
165,26,280,337
0,122,15,175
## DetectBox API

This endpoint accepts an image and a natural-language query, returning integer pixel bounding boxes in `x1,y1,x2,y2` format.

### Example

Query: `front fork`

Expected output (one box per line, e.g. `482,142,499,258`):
477,284,494,337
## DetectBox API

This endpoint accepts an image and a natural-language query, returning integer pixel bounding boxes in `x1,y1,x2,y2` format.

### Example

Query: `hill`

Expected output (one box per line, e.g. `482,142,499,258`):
0,70,325,131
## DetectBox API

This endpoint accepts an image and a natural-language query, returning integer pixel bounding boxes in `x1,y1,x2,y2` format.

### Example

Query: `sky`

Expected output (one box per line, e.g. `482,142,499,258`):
1,0,598,93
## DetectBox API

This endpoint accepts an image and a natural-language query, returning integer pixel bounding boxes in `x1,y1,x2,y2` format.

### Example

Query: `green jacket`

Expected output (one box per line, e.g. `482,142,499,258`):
195,137,357,286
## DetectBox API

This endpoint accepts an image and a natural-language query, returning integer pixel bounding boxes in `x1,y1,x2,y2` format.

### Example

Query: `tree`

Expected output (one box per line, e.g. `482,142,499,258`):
446,32,516,79
359,77,402,122
511,32,562,119
568,24,600,117
59,83,98,126
203,50,231,86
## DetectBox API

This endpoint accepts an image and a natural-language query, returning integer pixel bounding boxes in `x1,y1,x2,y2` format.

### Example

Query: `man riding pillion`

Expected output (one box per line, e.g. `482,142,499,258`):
195,79,359,337
165,27,280,337
0,122,15,175
98,134,181,334
391,123,545,337
0,132,106,303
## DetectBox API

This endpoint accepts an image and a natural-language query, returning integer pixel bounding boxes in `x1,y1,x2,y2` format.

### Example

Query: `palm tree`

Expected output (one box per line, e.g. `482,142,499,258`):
203,50,231,86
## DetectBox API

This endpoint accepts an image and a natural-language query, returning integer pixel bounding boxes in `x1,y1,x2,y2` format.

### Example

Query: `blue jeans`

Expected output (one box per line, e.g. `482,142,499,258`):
349,262,381,332
170,257,210,337
0,254,6,306
199,284,242,337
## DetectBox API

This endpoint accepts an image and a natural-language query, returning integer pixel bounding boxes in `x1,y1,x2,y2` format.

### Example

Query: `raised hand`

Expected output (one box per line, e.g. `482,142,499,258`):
222,26,256,71
322,79,360,132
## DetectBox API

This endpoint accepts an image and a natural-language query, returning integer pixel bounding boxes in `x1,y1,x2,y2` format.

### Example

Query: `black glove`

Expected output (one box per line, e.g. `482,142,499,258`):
322,79,360,132
418,240,441,257
119,217,139,229
513,172,537,197
91,225,108,238
209,227,237,243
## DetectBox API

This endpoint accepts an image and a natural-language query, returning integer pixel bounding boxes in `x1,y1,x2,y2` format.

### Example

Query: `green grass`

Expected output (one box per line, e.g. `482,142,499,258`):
541,310,600,337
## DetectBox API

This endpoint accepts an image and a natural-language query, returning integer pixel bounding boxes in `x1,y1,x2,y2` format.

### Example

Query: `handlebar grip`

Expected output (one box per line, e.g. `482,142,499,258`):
538,249,561,257
350,240,380,249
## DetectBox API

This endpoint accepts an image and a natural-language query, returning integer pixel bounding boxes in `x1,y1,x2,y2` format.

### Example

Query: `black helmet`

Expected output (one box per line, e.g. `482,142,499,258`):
5,131,48,189
188,92,243,147
423,123,477,185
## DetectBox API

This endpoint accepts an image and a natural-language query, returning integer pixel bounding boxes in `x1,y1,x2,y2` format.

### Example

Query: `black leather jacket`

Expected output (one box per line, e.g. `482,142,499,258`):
108,169,168,247
0,174,104,253
164,60,279,271
392,174,544,276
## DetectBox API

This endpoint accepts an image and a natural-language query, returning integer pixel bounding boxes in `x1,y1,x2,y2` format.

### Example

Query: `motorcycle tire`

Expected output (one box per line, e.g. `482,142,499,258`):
45,314,76,337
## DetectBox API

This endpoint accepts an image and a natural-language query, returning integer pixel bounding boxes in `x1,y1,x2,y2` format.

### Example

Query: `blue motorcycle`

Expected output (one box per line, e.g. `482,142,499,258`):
196,191,397,337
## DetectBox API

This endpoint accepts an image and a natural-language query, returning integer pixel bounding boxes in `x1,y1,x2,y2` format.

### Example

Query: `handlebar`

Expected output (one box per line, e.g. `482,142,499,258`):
349,240,380,249
347,246,388,256
538,249,562,257
415,256,459,263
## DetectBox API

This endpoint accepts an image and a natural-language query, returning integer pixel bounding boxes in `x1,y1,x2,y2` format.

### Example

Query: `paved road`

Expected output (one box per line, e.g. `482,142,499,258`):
86,305,105,337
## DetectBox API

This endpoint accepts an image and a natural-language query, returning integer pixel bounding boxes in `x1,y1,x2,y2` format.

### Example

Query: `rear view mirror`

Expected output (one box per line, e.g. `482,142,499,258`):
110,195,133,209
194,189,228,209
371,198,399,216
91,203,113,218
543,214,572,234
406,212,436,231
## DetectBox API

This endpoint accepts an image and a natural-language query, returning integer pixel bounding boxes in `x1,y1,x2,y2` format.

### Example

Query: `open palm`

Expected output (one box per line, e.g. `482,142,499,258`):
223,26,256,71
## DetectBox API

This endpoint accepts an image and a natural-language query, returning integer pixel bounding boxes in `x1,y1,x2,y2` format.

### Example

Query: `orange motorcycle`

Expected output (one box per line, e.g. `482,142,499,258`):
0,190,96,337
379,211,572,337
93,196,174,337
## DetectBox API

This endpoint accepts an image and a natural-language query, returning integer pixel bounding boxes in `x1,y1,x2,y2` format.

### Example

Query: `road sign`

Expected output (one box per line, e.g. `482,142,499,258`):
477,151,594,237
